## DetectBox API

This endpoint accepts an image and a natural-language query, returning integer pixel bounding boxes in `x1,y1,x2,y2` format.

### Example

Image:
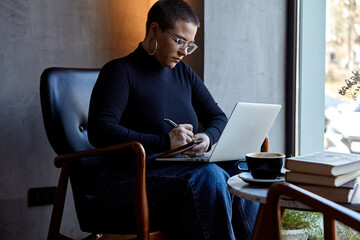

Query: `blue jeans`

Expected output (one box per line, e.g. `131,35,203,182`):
96,155,259,240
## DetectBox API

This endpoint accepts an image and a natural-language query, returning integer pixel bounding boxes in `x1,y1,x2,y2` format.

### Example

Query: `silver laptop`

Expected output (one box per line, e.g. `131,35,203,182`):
156,102,281,162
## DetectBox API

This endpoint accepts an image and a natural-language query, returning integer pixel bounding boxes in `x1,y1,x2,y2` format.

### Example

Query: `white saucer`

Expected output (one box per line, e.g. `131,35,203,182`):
238,172,284,186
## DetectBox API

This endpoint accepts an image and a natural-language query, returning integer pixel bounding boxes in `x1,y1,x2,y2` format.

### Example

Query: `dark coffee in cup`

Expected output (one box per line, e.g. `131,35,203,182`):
239,152,284,179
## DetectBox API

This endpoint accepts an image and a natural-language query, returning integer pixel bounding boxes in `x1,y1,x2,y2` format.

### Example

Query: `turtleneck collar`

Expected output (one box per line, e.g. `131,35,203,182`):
132,43,167,70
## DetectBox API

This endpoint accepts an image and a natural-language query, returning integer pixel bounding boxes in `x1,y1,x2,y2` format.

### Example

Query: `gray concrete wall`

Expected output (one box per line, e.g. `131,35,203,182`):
204,0,287,153
0,0,286,239
0,1,155,239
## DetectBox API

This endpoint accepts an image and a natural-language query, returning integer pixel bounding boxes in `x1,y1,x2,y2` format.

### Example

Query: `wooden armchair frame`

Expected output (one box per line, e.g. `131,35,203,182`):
48,141,167,240
252,182,360,240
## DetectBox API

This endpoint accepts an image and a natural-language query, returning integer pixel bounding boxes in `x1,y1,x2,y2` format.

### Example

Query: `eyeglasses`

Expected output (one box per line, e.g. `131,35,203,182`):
166,30,198,55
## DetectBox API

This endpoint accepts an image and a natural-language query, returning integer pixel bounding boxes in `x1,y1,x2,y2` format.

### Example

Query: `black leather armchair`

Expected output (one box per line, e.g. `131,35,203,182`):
40,67,167,240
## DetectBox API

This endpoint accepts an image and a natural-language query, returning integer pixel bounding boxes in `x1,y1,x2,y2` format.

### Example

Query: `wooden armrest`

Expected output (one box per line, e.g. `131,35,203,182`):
268,182,360,225
50,141,150,239
253,182,360,240
54,141,144,168
261,137,269,152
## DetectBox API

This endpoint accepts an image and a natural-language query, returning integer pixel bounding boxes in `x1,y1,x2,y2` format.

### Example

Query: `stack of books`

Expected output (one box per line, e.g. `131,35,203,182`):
284,151,360,203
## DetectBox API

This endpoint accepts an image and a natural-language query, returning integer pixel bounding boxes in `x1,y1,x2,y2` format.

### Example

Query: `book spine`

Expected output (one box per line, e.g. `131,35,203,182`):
285,172,337,187
296,183,358,203
286,170,360,187
285,161,334,176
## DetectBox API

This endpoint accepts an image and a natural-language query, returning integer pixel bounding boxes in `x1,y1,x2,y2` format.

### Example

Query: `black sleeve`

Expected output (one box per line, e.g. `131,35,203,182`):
87,60,170,152
187,66,228,146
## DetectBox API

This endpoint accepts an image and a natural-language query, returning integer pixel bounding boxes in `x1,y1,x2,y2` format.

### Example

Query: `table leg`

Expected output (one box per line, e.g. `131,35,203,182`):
251,203,266,240
280,207,285,217
323,216,337,240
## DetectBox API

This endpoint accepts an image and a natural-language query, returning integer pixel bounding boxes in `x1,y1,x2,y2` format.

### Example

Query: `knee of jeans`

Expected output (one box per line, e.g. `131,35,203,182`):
188,164,230,189
206,163,230,180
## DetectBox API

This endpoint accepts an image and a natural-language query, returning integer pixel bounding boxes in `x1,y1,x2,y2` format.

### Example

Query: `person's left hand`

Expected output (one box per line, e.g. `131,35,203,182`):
183,133,210,156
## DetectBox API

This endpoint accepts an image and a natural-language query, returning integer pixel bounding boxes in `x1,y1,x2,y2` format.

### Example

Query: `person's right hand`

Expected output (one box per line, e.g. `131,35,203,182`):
168,124,194,150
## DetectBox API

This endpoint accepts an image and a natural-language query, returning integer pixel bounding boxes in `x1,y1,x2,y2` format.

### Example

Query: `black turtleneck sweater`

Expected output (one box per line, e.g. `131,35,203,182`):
88,44,227,154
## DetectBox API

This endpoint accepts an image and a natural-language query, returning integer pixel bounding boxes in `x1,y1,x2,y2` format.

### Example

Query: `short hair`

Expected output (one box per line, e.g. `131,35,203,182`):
146,0,200,35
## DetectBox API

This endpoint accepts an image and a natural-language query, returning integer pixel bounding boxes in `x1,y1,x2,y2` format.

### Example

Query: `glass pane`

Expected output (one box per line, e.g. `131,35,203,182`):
325,0,360,154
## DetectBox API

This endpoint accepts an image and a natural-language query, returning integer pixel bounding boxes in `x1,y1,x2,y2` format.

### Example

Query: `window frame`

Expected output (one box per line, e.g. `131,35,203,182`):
287,0,326,156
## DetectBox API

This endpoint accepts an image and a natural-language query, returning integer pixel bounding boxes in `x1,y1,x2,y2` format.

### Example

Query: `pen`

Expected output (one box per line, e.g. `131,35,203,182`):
164,118,178,128
164,118,199,143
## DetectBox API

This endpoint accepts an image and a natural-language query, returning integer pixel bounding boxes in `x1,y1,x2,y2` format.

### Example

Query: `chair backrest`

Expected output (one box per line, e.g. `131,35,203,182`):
40,67,101,231
40,67,99,154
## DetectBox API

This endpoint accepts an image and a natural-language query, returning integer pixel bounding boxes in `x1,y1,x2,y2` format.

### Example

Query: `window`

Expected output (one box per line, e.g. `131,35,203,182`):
324,0,360,154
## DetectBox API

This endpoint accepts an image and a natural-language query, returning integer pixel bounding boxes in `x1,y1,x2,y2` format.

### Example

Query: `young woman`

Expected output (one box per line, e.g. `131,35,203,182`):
88,1,258,239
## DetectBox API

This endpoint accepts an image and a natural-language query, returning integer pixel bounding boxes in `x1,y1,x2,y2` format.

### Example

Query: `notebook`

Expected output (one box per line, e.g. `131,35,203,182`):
155,102,281,162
